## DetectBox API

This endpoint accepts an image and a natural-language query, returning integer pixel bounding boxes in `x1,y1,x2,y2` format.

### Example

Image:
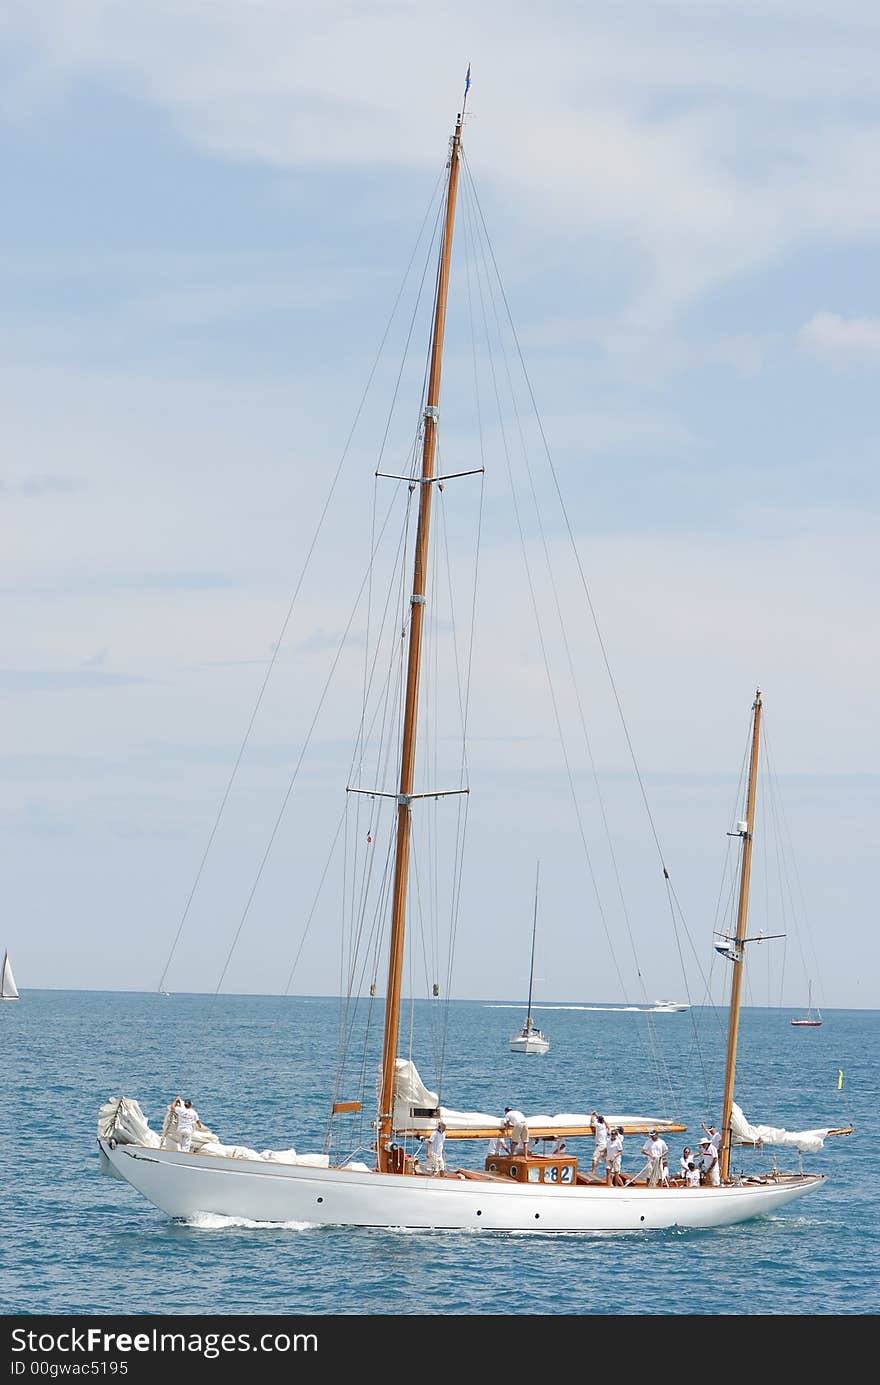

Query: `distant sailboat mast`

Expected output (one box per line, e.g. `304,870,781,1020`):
791,979,822,1026
524,861,540,1031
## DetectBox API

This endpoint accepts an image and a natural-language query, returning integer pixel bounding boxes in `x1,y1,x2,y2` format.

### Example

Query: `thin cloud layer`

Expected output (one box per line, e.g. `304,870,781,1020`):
798,311,880,365
5,1,880,330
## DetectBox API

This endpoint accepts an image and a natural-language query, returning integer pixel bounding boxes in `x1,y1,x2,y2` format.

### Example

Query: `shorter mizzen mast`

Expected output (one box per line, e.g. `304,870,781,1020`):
717,689,852,1162
719,688,762,1181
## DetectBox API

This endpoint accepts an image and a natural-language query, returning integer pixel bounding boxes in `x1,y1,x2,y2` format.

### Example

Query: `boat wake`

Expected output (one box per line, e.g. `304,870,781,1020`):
488,1004,658,1013
183,1211,317,1232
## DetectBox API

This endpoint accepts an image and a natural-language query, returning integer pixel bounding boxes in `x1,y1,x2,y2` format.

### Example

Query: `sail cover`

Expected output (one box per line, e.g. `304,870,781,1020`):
391,1059,679,1136
731,1101,839,1153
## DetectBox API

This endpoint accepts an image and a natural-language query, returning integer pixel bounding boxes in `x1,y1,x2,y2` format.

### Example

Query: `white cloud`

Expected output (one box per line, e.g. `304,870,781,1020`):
797,311,880,366
5,2,880,333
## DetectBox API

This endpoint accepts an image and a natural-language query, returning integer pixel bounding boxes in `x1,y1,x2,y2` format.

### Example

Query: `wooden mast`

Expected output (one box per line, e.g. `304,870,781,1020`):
376,113,463,1172
719,688,762,1181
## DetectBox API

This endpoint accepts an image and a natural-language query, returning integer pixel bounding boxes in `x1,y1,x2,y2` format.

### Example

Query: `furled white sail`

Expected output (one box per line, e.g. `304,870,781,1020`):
97,1096,365,1169
391,1058,677,1137
98,1097,162,1148
1,951,19,1000
731,1101,838,1154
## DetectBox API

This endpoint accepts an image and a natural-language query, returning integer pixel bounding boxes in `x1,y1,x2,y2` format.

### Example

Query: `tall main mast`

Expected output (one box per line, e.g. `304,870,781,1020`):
719,688,762,1181
376,113,463,1172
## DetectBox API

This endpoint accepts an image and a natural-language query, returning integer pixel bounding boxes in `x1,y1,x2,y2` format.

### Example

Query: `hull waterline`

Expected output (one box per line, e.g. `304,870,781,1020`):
98,1139,823,1231
509,1035,550,1054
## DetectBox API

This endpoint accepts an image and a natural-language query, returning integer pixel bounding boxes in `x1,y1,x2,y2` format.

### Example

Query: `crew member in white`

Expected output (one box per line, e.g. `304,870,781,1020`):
174,1096,199,1153
606,1126,625,1186
640,1130,668,1186
590,1111,609,1176
502,1107,529,1156
700,1136,721,1186
426,1121,447,1174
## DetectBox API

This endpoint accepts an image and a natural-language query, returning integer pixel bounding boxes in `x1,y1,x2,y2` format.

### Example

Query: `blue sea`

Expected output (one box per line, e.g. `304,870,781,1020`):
3,990,877,1317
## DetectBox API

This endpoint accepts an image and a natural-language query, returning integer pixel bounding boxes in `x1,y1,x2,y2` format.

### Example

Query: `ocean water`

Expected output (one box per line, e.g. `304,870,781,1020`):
2,990,877,1317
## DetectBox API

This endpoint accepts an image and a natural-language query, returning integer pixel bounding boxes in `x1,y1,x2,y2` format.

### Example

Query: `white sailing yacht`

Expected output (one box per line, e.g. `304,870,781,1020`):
509,863,550,1054
1,950,19,1001
98,95,847,1232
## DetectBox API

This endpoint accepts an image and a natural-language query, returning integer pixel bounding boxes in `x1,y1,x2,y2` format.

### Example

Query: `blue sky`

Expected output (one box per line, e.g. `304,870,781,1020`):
1,2,878,1009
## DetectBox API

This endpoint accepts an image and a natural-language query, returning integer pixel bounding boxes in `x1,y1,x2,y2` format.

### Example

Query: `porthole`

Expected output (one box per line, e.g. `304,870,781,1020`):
508,1165,518,1178
640,1215,645,1222
317,1197,324,1204
476,1210,482,1216
534,1213,540,1220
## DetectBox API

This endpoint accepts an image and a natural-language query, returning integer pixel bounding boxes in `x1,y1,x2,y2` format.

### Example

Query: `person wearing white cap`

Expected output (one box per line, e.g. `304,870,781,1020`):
640,1130,669,1186
700,1135,720,1186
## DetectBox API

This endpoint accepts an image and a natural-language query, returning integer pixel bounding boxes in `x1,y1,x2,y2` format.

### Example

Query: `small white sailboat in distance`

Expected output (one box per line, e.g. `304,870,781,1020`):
1,950,20,1001
509,863,550,1054
790,981,822,1027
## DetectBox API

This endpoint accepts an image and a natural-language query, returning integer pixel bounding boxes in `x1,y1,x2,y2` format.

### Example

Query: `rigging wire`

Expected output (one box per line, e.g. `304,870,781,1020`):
761,720,824,1007
430,171,487,1100
156,164,449,995
463,159,666,1056
461,156,682,1107
323,499,414,1150
283,481,413,1006
212,481,410,996
464,160,670,873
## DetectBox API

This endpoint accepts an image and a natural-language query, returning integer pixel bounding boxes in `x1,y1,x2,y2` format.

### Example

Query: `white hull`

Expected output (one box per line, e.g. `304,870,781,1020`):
509,1033,550,1054
98,1139,823,1231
